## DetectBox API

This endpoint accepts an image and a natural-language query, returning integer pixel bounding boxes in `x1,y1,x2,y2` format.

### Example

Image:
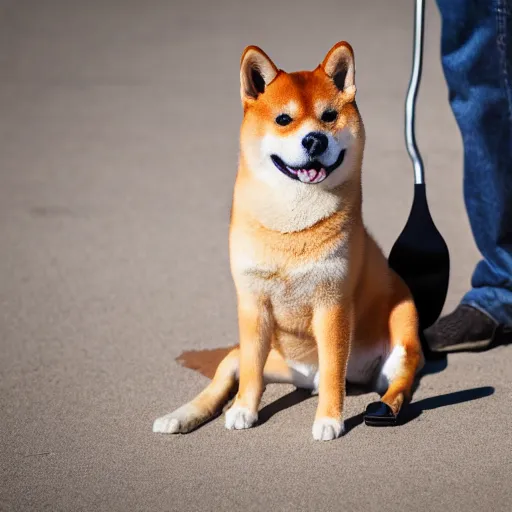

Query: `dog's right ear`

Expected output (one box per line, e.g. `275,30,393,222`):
240,46,278,102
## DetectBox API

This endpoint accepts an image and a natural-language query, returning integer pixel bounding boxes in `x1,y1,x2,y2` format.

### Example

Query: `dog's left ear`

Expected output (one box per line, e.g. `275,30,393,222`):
240,46,278,102
321,42,356,100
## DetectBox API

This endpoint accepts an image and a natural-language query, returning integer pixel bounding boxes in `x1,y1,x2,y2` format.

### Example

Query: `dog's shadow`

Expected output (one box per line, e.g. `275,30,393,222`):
258,356,495,434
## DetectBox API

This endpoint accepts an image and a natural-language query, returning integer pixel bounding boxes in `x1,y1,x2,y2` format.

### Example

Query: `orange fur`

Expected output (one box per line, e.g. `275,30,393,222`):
153,42,424,440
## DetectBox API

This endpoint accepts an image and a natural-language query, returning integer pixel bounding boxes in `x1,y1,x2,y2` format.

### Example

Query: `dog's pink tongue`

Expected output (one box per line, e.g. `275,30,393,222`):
313,168,327,183
298,169,316,183
297,168,326,183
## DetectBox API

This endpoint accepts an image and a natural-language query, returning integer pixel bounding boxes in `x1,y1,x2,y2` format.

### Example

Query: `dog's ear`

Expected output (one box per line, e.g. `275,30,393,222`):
321,42,356,99
240,46,278,101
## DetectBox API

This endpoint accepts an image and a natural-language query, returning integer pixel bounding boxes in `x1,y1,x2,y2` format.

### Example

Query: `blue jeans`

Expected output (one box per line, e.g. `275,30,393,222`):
437,0,512,326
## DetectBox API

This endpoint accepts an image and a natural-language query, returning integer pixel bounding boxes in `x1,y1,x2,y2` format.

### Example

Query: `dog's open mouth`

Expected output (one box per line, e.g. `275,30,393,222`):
270,149,346,184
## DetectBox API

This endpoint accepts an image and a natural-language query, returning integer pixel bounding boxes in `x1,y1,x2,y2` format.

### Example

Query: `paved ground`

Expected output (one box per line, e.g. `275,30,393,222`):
1,1,511,511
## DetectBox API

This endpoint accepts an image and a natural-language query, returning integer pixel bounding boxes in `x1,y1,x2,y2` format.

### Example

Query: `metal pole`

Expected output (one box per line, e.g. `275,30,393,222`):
405,0,425,185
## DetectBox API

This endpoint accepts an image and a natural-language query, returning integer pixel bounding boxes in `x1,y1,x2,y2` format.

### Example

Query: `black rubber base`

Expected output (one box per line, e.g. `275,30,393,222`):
364,401,398,427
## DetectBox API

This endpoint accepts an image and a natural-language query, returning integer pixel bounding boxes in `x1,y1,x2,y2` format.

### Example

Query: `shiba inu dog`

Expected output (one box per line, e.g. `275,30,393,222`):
153,42,424,441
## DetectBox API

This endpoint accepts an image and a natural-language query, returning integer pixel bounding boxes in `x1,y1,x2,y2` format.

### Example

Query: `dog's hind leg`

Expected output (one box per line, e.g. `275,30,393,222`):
365,277,424,425
153,348,295,434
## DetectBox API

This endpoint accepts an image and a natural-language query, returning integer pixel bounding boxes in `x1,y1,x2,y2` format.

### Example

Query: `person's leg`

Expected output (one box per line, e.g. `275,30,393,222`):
426,0,512,351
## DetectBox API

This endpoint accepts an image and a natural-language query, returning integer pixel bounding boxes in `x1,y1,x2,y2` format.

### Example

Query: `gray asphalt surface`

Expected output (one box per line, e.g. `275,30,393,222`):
1,1,511,511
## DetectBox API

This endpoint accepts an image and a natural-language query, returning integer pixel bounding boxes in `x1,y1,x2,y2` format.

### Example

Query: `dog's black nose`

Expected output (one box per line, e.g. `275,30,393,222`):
302,132,328,157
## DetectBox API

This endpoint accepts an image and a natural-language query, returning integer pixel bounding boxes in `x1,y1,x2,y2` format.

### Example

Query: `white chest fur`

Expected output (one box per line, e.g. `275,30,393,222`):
231,239,349,306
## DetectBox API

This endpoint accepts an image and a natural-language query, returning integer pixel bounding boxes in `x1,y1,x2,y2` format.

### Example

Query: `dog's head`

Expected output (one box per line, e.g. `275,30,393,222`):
239,42,364,190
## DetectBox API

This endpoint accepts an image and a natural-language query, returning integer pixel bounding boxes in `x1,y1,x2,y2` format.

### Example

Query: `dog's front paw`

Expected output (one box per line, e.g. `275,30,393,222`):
225,405,258,430
153,404,199,434
312,417,344,441
153,415,182,434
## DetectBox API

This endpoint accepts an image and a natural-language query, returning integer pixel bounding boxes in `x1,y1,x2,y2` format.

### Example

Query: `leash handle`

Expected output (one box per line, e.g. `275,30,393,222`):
405,0,425,185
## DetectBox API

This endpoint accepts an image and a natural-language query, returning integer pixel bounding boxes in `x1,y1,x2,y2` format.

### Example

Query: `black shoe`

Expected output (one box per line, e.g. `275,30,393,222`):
423,304,512,353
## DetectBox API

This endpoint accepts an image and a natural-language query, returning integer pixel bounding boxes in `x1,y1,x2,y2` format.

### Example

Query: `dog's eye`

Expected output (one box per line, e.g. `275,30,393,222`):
321,109,338,123
275,114,293,126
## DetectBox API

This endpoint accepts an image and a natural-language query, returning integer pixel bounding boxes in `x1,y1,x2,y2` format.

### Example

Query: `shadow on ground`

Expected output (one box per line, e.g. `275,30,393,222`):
258,380,495,435
258,356,453,428
397,385,495,425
